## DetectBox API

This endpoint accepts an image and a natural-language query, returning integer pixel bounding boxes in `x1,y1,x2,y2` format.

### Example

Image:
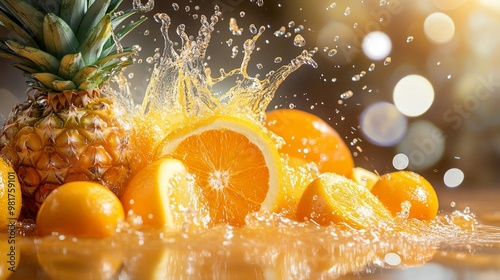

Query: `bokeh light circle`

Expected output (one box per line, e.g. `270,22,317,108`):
444,168,464,188
424,12,455,44
384,253,402,266
392,153,410,170
360,102,408,147
362,31,392,60
393,74,434,117
396,120,445,171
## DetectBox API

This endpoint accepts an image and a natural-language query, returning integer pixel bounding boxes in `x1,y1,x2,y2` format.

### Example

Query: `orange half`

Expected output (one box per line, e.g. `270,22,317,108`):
155,115,282,226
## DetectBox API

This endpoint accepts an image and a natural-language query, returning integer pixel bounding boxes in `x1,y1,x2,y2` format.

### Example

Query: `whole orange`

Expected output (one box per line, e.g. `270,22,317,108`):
371,171,439,221
265,109,354,176
36,182,125,238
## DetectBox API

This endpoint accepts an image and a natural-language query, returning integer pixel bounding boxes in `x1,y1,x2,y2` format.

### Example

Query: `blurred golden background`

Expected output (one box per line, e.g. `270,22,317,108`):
1,0,500,192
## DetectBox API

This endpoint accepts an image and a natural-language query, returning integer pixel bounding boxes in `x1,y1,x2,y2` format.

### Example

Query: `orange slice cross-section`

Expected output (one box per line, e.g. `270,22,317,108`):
156,115,282,226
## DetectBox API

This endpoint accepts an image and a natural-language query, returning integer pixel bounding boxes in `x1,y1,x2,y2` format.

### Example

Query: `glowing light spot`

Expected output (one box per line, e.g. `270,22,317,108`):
467,11,500,57
444,168,464,188
393,75,434,117
362,31,392,60
396,120,445,171
384,252,402,266
479,0,500,10
360,102,407,147
424,12,455,44
392,153,409,170
431,0,467,10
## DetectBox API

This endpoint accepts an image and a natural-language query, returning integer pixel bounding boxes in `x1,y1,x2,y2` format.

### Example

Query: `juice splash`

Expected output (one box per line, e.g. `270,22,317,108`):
7,2,500,280
140,7,317,120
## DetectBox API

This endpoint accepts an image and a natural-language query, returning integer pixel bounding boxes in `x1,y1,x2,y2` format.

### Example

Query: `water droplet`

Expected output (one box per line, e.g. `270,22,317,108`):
256,0,264,7
226,38,233,47
288,21,295,28
293,34,306,47
289,103,296,109
447,74,452,79
450,201,456,207
344,7,351,16
231,46,239,58
229,18,243,35
294,25,304,34
368,63,376,71
406,36,414,43
274,57,283,63
329,2,337,9
340,90,354,99
331,78,337,82
143,30,150,36
172,3,179,11
240,11,245,17
384,57,392,65
256,63,263,69
249,24,258,35
328,49,338,57
274,26,286,37
185,5,190,12
352,74,360,81
379,0,388,6
128,73,134,79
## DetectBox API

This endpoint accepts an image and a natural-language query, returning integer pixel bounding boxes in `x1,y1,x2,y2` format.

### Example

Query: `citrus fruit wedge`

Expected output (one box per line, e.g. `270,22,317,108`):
296,173,393,229
351,167,379,191
155,115,282,226
120,157,209,229
275,156,317,219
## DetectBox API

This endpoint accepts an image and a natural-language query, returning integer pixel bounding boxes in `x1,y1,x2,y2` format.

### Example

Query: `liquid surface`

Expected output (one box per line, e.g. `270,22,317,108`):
7,207,500,279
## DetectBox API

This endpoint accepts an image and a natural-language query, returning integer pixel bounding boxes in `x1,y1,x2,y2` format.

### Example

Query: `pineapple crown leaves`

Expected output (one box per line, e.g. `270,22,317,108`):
0,0,147,92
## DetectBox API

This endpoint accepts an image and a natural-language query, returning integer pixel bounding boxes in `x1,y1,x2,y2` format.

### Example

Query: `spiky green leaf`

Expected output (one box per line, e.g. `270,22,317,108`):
52,80,77,91
5,40,59,73
0,10,39,47
102,16,147,57
78,15,112,64
58,53,85,79
95,50,134,68
0,43,37,67
12,63,38,74
76,0,111,41
2,0,45,43
37,1,60,14
72,65,99,86
43,14,78,59
108,0,124,14
110,9,136,29
31,72,65,89
59,0,87,33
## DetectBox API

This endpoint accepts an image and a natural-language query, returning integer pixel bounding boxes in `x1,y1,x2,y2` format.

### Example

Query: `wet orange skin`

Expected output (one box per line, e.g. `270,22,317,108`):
265,109,354,177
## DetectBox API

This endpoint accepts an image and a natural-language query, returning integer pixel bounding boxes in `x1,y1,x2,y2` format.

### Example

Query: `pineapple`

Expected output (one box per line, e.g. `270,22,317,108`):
0,0,147,220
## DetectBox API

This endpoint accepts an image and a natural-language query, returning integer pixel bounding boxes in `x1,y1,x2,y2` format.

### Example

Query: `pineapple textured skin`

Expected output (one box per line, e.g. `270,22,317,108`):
0,90,132,219
0,0,150,220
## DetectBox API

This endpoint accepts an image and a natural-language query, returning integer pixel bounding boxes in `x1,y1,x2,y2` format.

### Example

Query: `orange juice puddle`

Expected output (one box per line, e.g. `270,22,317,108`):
6,2,500,280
